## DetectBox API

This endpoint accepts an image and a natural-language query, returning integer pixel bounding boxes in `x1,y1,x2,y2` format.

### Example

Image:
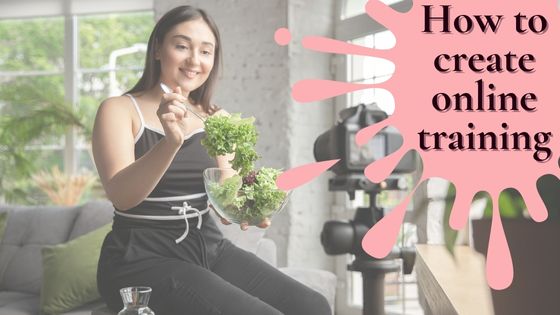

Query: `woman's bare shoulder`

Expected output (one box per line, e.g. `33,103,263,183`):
96,95,135,117
93,96,137,133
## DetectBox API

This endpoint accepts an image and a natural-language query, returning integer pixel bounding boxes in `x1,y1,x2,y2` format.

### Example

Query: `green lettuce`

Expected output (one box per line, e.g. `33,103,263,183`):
202,114,258,176
203,114,288,224
208,168,287,224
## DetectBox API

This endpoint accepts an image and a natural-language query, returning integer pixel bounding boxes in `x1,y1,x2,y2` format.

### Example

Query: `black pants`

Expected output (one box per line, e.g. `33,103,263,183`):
97,214,331,315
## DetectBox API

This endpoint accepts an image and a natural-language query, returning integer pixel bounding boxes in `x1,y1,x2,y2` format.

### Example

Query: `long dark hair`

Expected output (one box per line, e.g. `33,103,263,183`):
126,6,222,114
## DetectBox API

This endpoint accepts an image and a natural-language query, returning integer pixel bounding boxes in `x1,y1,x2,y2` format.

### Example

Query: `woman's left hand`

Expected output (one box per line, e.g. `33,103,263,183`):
209,204,271,230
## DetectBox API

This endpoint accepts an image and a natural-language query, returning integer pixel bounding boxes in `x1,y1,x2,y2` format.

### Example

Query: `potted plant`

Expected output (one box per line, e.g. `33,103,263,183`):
0,87,90,204
441,175,560,315
32,166,97,206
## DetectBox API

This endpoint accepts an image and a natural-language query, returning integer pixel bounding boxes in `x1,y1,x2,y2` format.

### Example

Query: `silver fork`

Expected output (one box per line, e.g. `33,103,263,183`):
160,82,206,121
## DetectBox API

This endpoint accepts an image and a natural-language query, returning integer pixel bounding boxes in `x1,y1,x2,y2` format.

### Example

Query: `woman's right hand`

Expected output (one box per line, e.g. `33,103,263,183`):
209,204,271,231
157,86,189,147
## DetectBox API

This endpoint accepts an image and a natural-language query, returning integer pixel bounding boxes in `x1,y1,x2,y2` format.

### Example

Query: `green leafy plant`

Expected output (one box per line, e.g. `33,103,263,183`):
440,175,560,254
0,12,154,204
202,114,287,224
208,168,287,223
201,114,258,176
0,95,88,204
32,166,97,206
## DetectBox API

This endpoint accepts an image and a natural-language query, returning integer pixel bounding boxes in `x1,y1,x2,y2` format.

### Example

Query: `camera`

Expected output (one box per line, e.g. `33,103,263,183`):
314,103,417,315
314,103,416,257
314,103,416,176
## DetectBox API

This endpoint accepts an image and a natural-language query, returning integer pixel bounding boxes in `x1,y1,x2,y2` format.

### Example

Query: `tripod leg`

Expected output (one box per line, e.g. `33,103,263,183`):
362,272,386,315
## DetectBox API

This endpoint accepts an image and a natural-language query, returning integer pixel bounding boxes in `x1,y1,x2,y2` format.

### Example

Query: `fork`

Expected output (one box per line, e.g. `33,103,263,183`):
159,82,206,121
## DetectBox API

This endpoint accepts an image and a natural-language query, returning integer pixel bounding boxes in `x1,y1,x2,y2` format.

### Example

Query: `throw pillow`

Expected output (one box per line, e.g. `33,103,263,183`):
40,223,111,315
0,212,7,241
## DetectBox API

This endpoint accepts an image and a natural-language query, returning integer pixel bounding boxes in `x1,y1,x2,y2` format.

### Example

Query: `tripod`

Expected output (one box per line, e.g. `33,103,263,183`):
327,176,416,315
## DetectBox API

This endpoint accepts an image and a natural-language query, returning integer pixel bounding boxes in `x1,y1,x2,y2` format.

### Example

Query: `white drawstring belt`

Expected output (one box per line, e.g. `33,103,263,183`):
171,201,204,243
114,193,209,244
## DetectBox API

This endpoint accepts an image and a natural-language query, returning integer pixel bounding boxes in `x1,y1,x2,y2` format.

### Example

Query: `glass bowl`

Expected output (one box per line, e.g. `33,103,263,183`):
203,167,290,225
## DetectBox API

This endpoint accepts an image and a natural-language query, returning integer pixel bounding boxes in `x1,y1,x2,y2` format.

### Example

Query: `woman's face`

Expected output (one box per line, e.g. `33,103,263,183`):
157,18,216,94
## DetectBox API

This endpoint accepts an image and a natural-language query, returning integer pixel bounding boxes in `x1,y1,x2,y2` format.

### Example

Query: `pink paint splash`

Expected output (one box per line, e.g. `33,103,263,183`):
292,79,388,103
356,119,390,146
276,159,340,191
274,28,291,46
362,180,421,258
362,0,560,290
302,35,392,58
448,186,480,230
364,147,408,183
281,0,560,290
487,193,514,289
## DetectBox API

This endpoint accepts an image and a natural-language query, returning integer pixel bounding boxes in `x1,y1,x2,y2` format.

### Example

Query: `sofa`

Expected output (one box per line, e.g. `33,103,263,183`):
0,200,336,314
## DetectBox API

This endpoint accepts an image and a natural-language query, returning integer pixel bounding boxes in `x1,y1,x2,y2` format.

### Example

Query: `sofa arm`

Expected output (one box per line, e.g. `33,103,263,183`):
280,267,337,314
255,238,277,267
91,306,115,315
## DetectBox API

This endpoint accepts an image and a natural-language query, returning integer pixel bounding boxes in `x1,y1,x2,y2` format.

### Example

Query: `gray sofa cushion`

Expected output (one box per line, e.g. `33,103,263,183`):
0,291,40,315
0,205,80,294
91,305,115,315
208,210,265,253
68,200,114,240
0,201,337,315
280,267,337,314
60,300,106,315
0,292,104,315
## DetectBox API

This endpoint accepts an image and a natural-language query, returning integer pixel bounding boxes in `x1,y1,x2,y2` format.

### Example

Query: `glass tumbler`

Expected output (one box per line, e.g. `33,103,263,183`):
118,286,155,315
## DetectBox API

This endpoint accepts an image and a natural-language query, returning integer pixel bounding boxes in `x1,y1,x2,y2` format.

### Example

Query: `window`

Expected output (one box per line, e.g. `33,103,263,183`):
333,1,424,314
77,12,153,171
342,0,404,20
0,8,153,204
347,31,395,113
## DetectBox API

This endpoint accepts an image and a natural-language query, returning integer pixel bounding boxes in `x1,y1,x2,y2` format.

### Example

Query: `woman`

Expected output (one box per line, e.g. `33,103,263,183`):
93,5,331,315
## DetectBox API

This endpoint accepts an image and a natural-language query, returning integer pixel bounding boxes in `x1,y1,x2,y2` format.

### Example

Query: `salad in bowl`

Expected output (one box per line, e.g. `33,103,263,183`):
201,113,289,225
203,167,289,225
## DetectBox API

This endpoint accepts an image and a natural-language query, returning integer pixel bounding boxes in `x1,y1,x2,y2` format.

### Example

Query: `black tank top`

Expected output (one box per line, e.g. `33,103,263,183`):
115,94,217,221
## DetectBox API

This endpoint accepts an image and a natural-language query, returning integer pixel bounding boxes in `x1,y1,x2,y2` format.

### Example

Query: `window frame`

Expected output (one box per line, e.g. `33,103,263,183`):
1,4,153,176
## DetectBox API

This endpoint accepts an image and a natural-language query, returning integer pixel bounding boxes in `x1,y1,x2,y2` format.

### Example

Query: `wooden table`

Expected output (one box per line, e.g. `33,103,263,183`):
415,245,494,315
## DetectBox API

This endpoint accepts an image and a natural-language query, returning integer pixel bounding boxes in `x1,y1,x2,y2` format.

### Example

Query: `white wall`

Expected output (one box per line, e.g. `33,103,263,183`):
286,0,336,270
155,0,336,271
